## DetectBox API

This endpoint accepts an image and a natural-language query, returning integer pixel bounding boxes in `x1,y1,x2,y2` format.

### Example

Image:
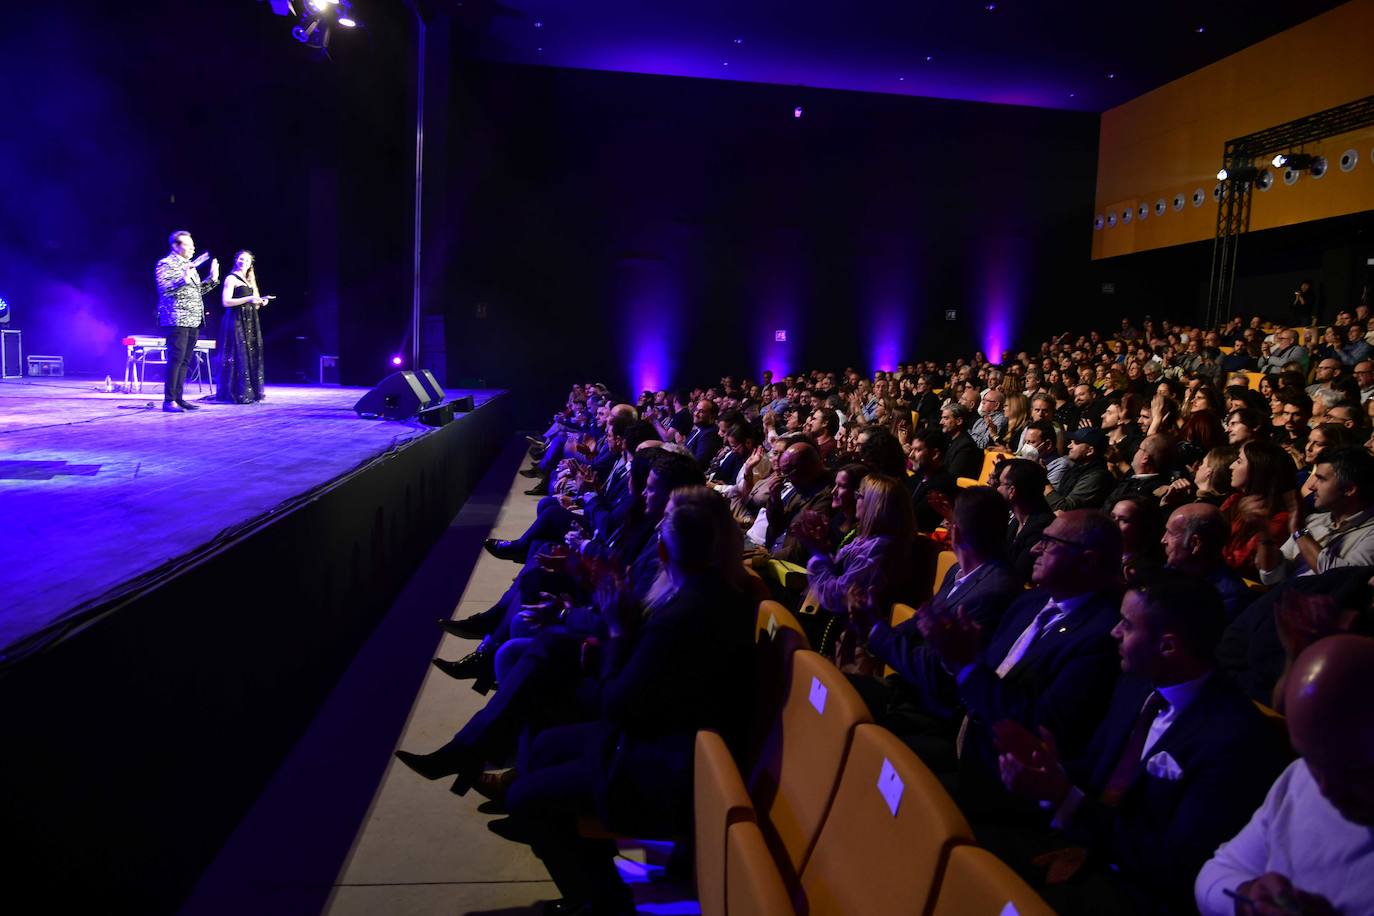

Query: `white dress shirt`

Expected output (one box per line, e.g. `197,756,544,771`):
1196,759,1374,916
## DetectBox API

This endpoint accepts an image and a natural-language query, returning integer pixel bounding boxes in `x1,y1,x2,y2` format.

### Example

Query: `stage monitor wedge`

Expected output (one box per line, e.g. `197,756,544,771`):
353,371,433,420
414,369,444,403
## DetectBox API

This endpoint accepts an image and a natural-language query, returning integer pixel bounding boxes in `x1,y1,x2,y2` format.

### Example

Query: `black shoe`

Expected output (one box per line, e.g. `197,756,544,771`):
176,400,201,411
524,480,549,496
394,743,476,782
431,645,494,682
483,538,524,561
488,816,535,844
162,402,184,413
477,797,508,816
437,613,498,639
519,467,541,478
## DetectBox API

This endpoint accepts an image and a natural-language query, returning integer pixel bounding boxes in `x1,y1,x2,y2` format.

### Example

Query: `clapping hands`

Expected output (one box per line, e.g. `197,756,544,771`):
992,720,1072,808
916,603,982,671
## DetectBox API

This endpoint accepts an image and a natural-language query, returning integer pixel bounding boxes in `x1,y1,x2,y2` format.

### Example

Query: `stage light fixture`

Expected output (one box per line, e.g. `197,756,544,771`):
1217,165,1259,182
391,355,404,366
338,16,357,27
0,296,10,325
1272,152,1315,170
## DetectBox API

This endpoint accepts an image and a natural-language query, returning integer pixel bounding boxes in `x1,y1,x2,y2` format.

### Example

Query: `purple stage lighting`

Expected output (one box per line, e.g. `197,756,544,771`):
976,238,1025,365
793,106,803,118
864,251,911,374
391,355,403,366
618,254,678,395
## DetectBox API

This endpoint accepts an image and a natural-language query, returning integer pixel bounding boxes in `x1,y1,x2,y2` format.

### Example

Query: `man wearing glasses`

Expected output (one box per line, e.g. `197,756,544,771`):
971,389,1008,449
919,509,1125,807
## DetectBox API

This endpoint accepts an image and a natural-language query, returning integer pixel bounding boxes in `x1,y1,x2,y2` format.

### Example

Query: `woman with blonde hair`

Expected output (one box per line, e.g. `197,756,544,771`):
996,392,1030,451
797,473,914,673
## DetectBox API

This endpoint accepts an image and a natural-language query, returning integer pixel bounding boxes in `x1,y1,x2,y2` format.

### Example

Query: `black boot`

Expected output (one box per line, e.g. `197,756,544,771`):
394,740,479,783
432,644,495,685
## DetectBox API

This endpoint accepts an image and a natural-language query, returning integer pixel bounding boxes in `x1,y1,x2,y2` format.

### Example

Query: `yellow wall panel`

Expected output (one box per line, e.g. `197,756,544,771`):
1092,0,1374,260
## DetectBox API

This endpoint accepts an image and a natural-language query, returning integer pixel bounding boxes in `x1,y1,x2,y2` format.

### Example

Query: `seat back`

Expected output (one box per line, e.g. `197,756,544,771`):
1245,371,1263,391
757,600,809,646
746,602,811,775
883,604,918,679
930,845,1056,916
748,651,872,892
978,450,999,484
695,730,756,916
798,724,974,916
1253,700,1295,759
726,820,796,916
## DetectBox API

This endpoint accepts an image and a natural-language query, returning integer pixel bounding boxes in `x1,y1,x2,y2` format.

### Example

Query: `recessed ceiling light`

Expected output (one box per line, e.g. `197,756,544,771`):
1107,72,1116,79
984,2,996,10
898,76,905,81
1069,92,1076,98
1195,26,1206,33
924,55,934,62
733,37,743,45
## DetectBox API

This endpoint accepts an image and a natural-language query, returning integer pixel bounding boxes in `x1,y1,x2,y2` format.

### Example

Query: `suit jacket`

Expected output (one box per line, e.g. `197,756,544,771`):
1006,510,1054,583
945,431,983,482
598,569,756,832
908,468,958,533
1047,458,1115,511
1063,672,1287,914
765,479,834,564
684,425,722,468
867,560,1025,722
957,588,1123,781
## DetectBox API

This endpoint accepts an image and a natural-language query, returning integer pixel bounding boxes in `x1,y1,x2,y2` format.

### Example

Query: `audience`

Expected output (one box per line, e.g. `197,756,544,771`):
416,307,1374,914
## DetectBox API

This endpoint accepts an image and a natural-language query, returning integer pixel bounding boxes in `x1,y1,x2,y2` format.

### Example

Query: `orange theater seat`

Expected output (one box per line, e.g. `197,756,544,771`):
695,730,756,916
726,820,796,916
930,845,1056,916
796,724,974,916
748,651,872,894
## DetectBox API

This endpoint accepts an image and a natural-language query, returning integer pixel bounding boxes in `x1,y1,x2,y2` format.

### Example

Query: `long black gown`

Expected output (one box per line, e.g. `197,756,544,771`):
214,273,265,403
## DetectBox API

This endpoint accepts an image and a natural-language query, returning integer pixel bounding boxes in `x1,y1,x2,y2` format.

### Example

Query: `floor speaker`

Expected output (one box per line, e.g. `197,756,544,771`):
353,371,434,420
414,369,444,403
450,394,475,412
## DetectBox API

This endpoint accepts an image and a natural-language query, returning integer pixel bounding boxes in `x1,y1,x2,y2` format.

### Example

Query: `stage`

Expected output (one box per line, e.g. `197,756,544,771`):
0,377,501,659
0,374,515,911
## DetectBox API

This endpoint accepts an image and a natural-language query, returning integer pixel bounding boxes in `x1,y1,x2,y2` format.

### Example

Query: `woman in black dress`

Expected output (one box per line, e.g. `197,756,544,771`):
216,249,268,403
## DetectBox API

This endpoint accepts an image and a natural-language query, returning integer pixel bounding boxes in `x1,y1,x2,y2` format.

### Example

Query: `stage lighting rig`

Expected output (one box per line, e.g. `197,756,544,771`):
1216,164,1260,182
261,0,362,55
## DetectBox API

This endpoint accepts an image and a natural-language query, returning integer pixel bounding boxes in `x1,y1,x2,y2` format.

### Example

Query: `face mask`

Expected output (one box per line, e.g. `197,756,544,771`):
1018,442,1044,460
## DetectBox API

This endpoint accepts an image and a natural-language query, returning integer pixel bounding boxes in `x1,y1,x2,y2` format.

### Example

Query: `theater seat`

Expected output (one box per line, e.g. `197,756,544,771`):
796,723,973,916
748,650,872,892
1253,700,1294,758
726,820,795,916
930,845,1055,916
1245,371,1263,391
695,730,756,916
757,600,809,646
883,604,917,678
978,450,999,484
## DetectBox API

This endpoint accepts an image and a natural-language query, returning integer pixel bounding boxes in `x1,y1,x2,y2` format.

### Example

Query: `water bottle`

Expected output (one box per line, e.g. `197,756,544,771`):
104,375,113,393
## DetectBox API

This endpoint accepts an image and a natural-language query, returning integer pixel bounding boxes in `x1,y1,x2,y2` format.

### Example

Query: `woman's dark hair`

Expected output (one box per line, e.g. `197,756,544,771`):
856,427,908,478
1237,439,1298,509
232,249,256,286
1180,409,1226,453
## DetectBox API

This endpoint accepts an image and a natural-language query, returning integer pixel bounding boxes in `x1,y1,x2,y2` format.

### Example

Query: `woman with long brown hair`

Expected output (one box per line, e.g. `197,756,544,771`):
215,249,269,403
1220,439,1298,578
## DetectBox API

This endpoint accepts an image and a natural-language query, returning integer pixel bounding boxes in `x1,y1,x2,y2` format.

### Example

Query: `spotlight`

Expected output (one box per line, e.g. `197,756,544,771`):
338,17,357,27
391,355,403,367
0,295,10,325
793,106,803,118
1272,153,1315,170
1218,165,1259,182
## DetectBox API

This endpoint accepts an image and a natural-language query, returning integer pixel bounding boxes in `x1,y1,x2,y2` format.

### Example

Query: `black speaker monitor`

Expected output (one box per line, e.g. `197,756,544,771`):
414,369,444,403
353,371,434,420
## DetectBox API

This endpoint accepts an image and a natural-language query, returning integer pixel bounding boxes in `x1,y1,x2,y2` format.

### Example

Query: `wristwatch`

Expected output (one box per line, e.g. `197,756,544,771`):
1292,527,1311,543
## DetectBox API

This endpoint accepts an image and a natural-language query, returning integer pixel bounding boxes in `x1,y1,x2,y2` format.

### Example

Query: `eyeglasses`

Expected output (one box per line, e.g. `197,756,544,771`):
1037,532,1089,552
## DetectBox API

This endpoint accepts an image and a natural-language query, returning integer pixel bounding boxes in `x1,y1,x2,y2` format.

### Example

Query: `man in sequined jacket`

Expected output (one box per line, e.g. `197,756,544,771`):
154,230,218,412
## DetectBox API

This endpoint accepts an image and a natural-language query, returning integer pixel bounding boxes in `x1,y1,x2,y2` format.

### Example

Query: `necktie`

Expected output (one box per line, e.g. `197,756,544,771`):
994,600,1064,678
1099,691,1168,806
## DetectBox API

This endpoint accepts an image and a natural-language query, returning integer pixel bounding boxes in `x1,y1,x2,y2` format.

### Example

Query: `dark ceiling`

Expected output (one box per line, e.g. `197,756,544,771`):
468,0,1349,112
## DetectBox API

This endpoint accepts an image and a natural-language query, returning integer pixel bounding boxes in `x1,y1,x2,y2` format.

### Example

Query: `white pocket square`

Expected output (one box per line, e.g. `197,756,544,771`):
1145,750,1184,781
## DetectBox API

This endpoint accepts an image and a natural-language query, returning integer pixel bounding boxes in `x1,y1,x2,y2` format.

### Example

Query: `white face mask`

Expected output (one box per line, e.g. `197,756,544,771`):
1018,442,1044,461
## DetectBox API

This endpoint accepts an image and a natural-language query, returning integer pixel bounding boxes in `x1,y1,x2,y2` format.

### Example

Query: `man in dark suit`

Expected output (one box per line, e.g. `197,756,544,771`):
990,569,1287,915
859,486,1025,769
761,442,833,564
996,458,1055,583
682,398,721,467
940,404,984,482
920,509,1125,804
906,428,959,533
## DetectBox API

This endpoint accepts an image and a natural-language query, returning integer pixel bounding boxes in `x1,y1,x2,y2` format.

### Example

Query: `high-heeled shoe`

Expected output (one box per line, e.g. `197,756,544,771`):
483,538,524,560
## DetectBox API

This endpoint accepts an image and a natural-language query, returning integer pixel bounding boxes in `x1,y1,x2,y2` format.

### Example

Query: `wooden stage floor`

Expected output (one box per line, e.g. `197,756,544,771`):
0,376,503,658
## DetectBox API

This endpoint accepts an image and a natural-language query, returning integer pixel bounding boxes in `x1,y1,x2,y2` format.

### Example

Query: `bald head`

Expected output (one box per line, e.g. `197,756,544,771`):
1285,635,1374,826
1162,502,1228,572
610,403,639,421
779,442,824,486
